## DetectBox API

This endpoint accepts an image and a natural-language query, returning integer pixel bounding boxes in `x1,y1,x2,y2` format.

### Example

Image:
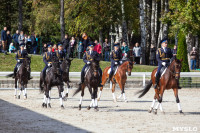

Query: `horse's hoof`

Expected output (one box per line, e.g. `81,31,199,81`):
97,98,100,101
61,105,64,109
79,105,82,110
179,110,184,115
48,103,51,108
25,94,27,99
148,109,152,113
161,111,165,115
44,104,47,108
42,103,45,108
87,106,91,110
94,106,99,112
65,93,68,98
14,95,17,99
125,100,128,103
62,96,67,101
24,96,27,100
153,109,157,115
18,95,20,99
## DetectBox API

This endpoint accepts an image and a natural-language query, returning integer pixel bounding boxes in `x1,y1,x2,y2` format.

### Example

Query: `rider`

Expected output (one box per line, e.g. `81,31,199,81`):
79,42,103,87
42,44,55,80
108,43,123,83
154,37,181,89
13,43,31,79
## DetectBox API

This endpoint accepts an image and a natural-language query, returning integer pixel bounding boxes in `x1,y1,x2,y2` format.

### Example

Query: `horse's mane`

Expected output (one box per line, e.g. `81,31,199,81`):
168,58,181,71
119,60,132,68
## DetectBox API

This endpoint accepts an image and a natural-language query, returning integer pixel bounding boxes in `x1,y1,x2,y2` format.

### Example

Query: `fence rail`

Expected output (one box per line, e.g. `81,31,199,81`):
0,72,200,88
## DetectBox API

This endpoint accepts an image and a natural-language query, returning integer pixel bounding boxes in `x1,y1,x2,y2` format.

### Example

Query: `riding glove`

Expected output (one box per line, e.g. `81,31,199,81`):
17,60,20,63
162,62,166,66
87,61,91,65
115,62,118,65
48,63,52,67
120,61,123,64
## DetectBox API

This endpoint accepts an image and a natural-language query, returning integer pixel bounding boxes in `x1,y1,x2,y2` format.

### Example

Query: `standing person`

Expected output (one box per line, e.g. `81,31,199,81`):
42,43,48,55
94,40,102,58
12,30,20,50
31,32,37,54
150,44,156,66
62,34,70,54
9,43,16,53
26,36,32,53
81,33,89,52
190,47,198,70
103,38,110,61
121,42,129,61
172,45,178,57
77,41,84,59
68,37,76,58
1,27,7,54
6,30,12,51
133,43,142,64
18,31,25,45
52,44,58,52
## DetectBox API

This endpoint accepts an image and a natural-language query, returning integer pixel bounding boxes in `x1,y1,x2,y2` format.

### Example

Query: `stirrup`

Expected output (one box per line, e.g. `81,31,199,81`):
154,84,158,89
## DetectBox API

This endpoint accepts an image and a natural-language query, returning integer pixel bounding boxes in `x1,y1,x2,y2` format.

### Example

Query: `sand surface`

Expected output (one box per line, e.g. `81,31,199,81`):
0,88,200,133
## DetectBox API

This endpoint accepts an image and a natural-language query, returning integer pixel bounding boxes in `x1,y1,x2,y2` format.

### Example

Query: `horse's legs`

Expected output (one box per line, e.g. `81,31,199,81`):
58,85,64,108
14,78,18,98
148,95,156,113
173,88,183,114
94,87,99,111
111,83,117,102
79,84,85,110
154,87,165,114
97,73,108,101
118,81,127,102
24,84,27,99
18,80,22,99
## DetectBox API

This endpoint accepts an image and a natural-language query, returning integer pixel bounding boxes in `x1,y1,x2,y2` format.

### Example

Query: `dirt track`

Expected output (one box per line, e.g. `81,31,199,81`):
0,88,200,133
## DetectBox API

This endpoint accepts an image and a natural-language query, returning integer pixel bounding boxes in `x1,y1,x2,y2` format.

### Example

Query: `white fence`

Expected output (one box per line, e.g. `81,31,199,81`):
0,72,200,87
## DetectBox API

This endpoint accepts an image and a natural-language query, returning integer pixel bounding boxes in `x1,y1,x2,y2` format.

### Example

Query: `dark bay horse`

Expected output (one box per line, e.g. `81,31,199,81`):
7,57,31,99
73,59,101,111
60,58,73,99
97,61,134,102
39,56,64,108
136,58,183,114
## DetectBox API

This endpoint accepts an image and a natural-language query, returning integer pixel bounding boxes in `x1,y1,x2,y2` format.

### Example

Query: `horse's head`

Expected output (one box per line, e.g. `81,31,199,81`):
91,58,100,77
24,56,31,72
127,61,134,76
171,58,183,79
52,56,60,75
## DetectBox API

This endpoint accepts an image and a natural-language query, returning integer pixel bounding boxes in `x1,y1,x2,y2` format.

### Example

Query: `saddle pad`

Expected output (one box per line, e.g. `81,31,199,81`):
46,67,51,73
84,66,90,77
107,66,119,75
17,64,22,72
155,67,167,78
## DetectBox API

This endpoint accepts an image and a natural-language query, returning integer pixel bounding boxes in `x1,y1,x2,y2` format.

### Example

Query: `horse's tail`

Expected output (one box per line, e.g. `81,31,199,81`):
73,84,82,97
39,73,44,93
6,73,14,78
136,80,152,98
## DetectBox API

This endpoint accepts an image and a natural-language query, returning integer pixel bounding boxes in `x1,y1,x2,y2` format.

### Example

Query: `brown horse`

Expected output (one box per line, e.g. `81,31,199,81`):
136,58,183,114
97,60,134,102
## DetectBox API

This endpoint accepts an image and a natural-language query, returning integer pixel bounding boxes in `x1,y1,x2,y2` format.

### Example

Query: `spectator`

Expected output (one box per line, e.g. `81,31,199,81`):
26,36,32,53
42,43,48,55
94,40,102,58
9,43,16,53
121,42,129,60
62,34,70,54
133,42,142,64
52,44,57,52
12,30,20,50
103,39,110,61
1,27,7,54
31,32,37,54
68,37,76,58
77,41,84,59
18,31,25,45
6,30,12,51
150,44,156,66
81,33,89,52
190,47,198,70
172,45,177,57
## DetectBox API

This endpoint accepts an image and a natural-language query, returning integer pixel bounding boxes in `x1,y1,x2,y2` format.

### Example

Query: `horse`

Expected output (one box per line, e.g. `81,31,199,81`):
97,60,134,102
7,56,31,99
73,58,101,111
39,56,64,108
136,58,183,114
60,57,73,100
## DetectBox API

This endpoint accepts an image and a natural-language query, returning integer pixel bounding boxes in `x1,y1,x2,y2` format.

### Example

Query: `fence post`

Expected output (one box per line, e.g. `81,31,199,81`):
143,74,146,87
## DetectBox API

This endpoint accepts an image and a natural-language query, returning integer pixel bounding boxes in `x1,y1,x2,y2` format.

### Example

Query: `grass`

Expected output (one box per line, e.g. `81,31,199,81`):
0,53,157,72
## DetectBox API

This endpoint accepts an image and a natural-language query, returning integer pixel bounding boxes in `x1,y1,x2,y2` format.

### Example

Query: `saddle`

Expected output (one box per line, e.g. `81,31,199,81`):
107,66,119,76
155,66,167,78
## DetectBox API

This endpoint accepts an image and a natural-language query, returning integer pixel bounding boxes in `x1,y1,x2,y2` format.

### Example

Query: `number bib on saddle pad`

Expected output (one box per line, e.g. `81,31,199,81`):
155,66,167,78
107,66,119,75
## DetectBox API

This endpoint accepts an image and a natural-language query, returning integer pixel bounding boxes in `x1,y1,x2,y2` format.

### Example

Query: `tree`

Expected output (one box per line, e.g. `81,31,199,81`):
60,0,65,40
18,0,23,31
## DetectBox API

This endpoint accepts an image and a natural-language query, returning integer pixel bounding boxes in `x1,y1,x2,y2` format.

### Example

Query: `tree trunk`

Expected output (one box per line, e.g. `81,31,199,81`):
151,0,156,46
146,0,151,65
163,0,169,38
60,0,65,41
155,1,158,47
157,0,164,48
18,0,23,31
118,24,123,43
186,33,194,69
195,36,199,68
139,0,146,64
99,29,103,46
120,0,129,46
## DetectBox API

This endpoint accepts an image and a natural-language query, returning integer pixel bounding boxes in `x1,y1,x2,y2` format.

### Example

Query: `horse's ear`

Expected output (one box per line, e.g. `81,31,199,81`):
180,58,183,62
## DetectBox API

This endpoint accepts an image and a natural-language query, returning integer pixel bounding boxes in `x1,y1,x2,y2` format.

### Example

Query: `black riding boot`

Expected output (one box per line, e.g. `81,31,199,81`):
28,71,33,80
78,72,84,85
98,76,103,87
177,80,182,89
154,74,160,89
108,71,113,83
13,69,17,78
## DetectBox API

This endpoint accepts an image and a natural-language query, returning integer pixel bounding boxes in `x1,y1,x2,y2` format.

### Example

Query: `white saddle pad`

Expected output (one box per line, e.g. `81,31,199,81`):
155,68,167,78
107,66,119,75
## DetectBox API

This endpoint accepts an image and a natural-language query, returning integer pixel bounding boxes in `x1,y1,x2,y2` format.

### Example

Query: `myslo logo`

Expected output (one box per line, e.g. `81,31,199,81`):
172,127,198,132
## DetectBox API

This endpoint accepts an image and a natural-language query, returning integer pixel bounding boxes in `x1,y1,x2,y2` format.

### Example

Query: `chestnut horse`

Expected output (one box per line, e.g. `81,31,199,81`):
136,58,183,114
97,61,134,102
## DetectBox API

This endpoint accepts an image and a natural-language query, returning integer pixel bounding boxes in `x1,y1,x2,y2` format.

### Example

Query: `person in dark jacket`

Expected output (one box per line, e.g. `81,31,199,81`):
30,32,37,54
78,41,84,59
1,27,7,54
103,39,110,61
12,30,20,50
6,30,12,51
150,44,156,66
62,34,70,54
172,45,177,57
108,43,123,83
78,43,103,87
81,33,89,52
42,43,48,55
